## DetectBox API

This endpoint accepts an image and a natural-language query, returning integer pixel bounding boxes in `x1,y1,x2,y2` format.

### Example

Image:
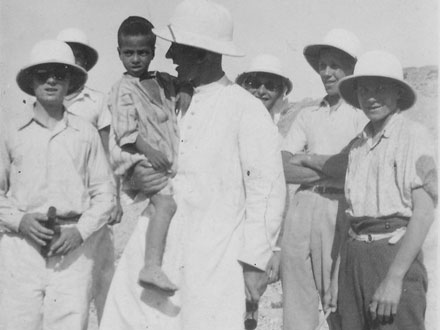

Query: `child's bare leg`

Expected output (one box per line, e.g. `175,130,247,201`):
138,193,177,293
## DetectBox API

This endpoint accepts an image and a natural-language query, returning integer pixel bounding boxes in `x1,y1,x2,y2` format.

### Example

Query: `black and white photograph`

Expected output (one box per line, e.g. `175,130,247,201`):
0,1,438,329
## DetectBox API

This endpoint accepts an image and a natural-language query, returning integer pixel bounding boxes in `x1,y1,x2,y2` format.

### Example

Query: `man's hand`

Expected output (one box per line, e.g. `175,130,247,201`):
129,161,168,196
265,252,281,284
108,198,123,225
369,275,403,324
18,213,53,246
323,275,338,313
176,90,192,116
243,263,269,303
49,226,84,256
288,154,309,166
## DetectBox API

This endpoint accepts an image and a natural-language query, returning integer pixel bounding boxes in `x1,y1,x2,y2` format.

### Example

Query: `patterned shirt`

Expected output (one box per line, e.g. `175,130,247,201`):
345,112,437,218
0,107,115,239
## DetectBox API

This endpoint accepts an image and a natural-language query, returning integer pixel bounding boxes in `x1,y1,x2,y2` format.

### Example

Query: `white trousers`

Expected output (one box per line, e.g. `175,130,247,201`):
0,226,108,330
281,190,347,330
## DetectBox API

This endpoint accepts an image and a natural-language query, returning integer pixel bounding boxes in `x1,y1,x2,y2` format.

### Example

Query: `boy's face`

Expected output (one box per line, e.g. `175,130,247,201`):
356,77,400,123
118,35,154,78
318,48,354,96
32,64,71,106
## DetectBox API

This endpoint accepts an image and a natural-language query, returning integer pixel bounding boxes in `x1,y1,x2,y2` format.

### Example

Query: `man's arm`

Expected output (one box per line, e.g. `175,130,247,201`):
237,104,286,301
75,129,116,241
282,151,325,184
369,187,435,323
0,128,24,231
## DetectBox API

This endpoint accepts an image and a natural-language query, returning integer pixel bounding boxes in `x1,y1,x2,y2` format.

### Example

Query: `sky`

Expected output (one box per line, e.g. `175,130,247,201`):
0,0,438,115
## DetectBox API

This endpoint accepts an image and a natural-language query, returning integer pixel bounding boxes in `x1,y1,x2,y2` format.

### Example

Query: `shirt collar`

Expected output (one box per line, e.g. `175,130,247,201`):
18,102,80,132
361,111,402,149
194,74,231,94
64,85,99,103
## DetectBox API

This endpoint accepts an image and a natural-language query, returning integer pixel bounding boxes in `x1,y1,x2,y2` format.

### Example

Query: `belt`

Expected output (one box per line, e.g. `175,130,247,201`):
54,215,81,224
348,227,406,244
302,185,344,195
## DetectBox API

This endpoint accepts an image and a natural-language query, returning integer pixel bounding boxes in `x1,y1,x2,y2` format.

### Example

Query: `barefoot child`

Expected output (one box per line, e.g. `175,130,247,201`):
327,50,437,330
108,16,189,293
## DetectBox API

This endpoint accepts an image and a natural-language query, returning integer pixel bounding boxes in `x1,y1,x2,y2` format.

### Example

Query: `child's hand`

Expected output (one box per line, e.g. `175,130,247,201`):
146,148,172,171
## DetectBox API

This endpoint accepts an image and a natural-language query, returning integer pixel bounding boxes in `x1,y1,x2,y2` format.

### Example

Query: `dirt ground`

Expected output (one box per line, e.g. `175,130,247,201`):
86,203,438,330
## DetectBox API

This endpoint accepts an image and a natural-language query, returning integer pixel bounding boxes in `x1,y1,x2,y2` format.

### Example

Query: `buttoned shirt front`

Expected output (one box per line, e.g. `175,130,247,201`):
0,107,115,240
345,112,436,218
281,98,368,187
64,85,111,131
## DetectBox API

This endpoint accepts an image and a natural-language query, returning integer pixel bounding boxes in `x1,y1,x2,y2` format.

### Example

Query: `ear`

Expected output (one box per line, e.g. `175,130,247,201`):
117,47,122,56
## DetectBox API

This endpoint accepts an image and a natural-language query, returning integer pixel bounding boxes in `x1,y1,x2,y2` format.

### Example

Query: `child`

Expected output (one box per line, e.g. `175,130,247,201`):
328,50,437,330
108,16,190,293
0,39,115,329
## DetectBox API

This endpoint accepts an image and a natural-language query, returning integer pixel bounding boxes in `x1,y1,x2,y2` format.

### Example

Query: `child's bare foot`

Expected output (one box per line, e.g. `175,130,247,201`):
138,265,178,294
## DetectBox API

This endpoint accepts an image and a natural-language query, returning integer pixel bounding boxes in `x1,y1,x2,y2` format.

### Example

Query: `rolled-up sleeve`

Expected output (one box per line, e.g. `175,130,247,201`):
237,104,286,271
0,129,24,232
76,130,116,240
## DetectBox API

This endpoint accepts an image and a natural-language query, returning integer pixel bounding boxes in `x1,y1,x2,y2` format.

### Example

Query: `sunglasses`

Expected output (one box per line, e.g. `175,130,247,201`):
243,77,282,92
33,66,70,82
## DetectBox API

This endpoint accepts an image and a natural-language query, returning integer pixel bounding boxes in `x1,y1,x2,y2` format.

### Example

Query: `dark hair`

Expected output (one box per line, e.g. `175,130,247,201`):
117,16,156,48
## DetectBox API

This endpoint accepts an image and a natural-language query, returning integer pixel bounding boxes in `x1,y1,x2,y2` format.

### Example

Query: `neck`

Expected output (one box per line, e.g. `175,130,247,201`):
192,55,224,87
34,101,64,129
370,110,398,136
326,94,341,107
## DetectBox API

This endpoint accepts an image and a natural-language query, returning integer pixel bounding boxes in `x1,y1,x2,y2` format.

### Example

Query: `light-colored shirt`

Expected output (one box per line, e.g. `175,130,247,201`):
0,107,115,240
64,85,111,131
345,112,436,218
281,98,368,187
281,98,368,155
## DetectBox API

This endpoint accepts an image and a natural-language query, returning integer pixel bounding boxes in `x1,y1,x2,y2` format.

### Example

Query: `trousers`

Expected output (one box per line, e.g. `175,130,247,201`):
339,231,427,330
0,226,108,330
281,189,347,330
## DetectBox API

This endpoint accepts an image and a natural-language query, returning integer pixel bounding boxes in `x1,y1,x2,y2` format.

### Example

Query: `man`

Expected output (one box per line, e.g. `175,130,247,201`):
100,1,286,330
0,39,115,329
280,29,368,330
333,50,436,330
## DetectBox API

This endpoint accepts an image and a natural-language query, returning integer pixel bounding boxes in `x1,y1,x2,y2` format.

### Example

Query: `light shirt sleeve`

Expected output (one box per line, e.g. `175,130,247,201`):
76,128,115,240
0,127,25,232
280,108,308,154
96,92,112,130
237,103,286,271
400,123,437,203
